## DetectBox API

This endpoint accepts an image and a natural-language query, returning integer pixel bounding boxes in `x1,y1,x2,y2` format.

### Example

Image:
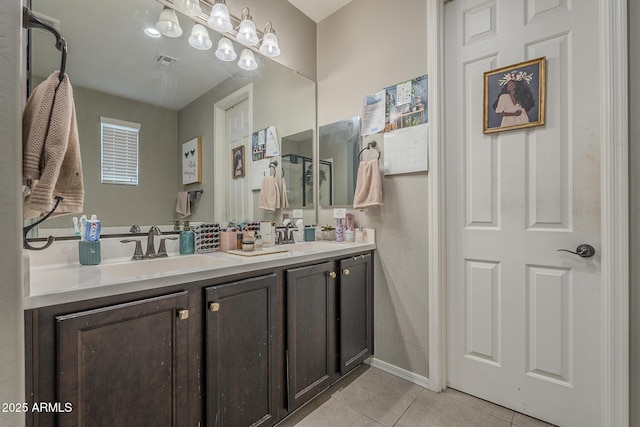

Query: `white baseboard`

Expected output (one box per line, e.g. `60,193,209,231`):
366,357,430,390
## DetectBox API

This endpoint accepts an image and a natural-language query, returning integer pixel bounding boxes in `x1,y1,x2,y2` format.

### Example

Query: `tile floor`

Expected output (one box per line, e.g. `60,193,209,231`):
276,365,557,427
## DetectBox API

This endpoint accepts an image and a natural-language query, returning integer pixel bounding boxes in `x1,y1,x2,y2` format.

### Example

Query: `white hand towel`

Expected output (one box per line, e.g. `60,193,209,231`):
176,191,191,218
353,159,383,210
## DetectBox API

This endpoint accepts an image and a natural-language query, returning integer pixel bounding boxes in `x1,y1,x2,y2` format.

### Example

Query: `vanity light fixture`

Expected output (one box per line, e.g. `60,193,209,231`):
215,37,237,61
188,23,212,50
238,48,257,70
208,0,233,33
176,0,202,17
259,22,280,57
235,8,259,47
156,7,183,38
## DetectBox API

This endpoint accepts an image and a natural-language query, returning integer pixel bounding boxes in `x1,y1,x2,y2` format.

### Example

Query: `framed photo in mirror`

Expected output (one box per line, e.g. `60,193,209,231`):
232,145,245,178
182,137,202,184
483,57,546,134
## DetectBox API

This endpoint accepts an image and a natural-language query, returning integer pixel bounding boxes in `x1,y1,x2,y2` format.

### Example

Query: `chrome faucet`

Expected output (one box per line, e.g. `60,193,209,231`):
275,223,295,245
145,226,162,258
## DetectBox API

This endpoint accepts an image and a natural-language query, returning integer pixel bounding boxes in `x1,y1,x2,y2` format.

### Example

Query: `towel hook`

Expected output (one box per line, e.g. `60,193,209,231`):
358,140,381,161
23,196,63,251
23,7,67,81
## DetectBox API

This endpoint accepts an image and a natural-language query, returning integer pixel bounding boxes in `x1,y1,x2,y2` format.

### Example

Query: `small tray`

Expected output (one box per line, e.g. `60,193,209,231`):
227,246,291,257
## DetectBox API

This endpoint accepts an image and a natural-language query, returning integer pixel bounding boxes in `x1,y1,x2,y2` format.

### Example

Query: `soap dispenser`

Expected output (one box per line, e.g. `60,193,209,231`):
179,221,195,255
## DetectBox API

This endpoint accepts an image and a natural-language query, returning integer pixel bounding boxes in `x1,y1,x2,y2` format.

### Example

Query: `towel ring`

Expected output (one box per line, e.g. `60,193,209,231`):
269,160,284,177
358,141,381,161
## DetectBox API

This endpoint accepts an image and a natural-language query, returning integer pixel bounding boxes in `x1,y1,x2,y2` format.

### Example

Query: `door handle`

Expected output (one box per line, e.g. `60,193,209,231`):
557,244,596,258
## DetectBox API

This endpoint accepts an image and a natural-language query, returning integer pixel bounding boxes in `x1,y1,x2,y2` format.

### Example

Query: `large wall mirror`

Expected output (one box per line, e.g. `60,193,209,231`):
27,0,317,237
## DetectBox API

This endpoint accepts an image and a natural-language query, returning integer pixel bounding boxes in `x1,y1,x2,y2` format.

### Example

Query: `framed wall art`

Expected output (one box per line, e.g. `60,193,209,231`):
232,145,245,178
182,137,202,184
483,57,546,134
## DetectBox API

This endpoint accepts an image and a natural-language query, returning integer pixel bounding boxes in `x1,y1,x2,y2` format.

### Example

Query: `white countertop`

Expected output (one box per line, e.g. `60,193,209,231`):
23,239,375,309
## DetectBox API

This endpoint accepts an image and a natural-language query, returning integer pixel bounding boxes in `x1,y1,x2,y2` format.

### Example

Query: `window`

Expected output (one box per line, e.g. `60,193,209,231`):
100,117,140,185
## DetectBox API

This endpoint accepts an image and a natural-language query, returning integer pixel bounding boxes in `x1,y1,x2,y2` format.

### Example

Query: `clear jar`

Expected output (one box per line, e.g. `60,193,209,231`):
242,240,254,252
254,235,263,251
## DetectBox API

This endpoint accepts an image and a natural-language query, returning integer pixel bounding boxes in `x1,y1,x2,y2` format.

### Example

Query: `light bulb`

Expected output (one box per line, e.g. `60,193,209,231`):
156,7,183,38
238,48,257,70
208,3,233,32
215,37,237,61
188,24,212,50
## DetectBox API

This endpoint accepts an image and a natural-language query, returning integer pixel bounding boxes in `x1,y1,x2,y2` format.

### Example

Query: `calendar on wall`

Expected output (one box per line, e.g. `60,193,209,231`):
382,123,428,175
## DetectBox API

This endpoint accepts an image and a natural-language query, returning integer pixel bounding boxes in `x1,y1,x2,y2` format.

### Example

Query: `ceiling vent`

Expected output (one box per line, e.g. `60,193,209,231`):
155,53,180,66
30,11,61,33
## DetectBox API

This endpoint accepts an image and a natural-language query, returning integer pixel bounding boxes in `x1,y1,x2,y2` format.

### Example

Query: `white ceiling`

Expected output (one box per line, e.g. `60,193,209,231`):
287,0,353,23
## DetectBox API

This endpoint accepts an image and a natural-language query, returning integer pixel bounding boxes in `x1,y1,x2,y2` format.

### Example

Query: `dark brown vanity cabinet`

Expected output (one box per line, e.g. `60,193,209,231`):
205,274,279,427
54,291,190,427
286,261,336,411
285,253,373,411
338,253,374,376
26,251,374,427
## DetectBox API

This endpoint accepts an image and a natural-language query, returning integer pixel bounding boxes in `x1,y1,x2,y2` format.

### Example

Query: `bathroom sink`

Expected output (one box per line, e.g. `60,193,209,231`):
98,254,230,278
289,241,341,253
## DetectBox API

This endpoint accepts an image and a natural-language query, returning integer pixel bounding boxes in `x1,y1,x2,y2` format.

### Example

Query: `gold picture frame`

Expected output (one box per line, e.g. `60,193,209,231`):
483,57,546,134
232,145,245,178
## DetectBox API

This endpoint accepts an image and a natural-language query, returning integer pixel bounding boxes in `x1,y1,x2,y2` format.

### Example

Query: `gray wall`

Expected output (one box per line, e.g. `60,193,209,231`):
0,1,25,425
317,0,430,377
629,1,639,425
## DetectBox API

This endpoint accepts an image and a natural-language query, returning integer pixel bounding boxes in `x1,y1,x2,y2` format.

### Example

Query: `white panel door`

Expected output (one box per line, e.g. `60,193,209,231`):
445,1,601,426
225,98,251,221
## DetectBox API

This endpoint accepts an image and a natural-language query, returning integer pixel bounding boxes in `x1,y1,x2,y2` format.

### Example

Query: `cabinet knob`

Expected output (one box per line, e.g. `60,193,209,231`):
329,272,337,279
209,302,220,312
177,309,189,320
342,269,350,276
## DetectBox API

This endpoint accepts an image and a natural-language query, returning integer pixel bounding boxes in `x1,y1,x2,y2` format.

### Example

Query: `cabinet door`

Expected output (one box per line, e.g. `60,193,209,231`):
205,274,278,427
286,261,336,411
56,291,190,427
339,253,374,376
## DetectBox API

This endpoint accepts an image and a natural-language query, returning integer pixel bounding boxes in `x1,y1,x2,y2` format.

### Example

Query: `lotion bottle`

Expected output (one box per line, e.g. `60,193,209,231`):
335,218,344,242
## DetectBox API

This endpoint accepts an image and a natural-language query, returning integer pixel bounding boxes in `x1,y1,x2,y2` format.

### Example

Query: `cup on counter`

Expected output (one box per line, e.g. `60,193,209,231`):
304,227,315,241
79,241,101,265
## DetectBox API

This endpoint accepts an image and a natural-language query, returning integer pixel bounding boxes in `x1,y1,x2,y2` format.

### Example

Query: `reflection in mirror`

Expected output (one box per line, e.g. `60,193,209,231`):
318,116,360,207
281,130,314,208
28,0,317,237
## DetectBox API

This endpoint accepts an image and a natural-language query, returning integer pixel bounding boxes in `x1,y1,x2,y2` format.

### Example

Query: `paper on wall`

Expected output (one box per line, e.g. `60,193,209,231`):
265,126,280,157
361,90,385,136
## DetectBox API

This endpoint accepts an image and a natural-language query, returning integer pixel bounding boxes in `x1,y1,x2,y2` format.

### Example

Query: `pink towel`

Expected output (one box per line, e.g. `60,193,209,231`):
353,159,383,210
259,176,280,211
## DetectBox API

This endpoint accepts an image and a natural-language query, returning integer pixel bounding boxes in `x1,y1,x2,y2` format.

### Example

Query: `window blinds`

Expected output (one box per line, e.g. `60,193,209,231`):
100,117,140,186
